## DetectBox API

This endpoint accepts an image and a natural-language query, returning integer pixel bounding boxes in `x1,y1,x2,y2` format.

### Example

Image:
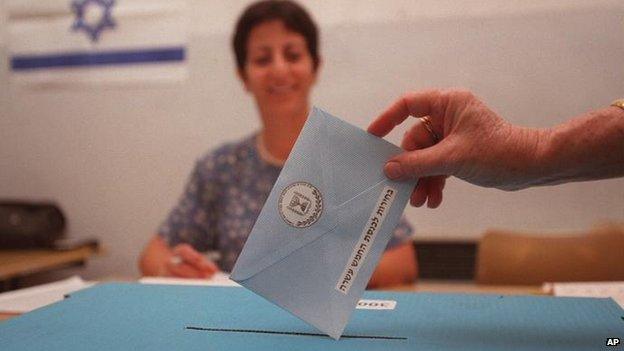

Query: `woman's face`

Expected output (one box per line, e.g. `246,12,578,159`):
241,20,318,116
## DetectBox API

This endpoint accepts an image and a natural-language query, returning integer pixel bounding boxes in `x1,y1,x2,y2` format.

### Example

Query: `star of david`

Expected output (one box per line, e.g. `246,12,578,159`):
71,0,116,42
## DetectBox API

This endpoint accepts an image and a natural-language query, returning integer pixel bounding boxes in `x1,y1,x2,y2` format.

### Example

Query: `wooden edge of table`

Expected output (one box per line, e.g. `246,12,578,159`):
387,280,545,295
0,246,99,281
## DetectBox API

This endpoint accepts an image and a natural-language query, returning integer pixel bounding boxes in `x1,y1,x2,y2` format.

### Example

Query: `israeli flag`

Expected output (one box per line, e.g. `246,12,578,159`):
7,0,187,86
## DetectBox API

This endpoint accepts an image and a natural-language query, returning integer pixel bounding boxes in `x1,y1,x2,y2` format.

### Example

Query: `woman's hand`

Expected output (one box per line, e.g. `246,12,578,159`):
164,244,220,278
368,89,549,207
138,236,220,278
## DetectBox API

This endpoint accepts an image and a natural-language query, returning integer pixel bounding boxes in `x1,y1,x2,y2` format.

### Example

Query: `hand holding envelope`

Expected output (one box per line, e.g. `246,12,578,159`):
230,107,417,339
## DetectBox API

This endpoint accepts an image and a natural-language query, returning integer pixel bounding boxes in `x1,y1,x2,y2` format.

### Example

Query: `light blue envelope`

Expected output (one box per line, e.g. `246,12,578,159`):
230,107,417,339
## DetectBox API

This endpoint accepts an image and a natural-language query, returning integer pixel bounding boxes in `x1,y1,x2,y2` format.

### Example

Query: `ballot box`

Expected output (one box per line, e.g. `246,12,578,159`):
0,283,622,350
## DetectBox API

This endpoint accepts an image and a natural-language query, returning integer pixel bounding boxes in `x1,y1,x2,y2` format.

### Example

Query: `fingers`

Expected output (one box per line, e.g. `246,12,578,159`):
173,244,205,267
169,244,219,278
166,261,208,278
385,139,455,180
401,119,439,151
410,176,446,208
426,176,446,208
389,115,452,181
368,89,443,137
410,180,428,207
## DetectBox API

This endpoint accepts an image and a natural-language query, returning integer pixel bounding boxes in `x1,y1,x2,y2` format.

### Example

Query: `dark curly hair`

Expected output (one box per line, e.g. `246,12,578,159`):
232,0,320,75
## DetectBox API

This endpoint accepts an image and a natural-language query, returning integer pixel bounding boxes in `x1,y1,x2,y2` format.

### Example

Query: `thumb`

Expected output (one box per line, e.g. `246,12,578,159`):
384,142,455,180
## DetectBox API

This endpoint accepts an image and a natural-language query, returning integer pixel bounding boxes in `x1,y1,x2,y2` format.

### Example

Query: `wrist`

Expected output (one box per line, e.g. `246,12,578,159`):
501,125,555,190
530,127,558,186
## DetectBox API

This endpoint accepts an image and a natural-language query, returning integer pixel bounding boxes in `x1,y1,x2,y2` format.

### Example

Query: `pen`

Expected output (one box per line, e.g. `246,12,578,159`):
169,251,221,265
169,255,183,265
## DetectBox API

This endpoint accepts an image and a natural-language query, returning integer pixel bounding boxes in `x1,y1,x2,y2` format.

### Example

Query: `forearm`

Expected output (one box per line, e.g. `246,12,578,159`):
536,106,624,186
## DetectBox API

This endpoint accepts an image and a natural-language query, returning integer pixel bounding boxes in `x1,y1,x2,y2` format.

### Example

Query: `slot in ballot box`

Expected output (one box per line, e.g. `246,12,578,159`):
0,283,622,350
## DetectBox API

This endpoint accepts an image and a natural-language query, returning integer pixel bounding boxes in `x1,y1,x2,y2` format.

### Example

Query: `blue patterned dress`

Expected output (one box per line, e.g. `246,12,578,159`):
158,134,414,272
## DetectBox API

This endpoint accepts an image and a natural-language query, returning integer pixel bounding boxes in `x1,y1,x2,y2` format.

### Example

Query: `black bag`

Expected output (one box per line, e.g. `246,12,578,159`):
0,201,66,248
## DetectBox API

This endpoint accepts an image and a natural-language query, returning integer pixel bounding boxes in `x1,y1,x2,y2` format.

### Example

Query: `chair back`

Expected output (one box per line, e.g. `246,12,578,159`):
475,224,624,285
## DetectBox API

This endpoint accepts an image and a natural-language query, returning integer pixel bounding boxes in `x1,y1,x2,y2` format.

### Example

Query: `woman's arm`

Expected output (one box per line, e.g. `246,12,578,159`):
368,242,418,288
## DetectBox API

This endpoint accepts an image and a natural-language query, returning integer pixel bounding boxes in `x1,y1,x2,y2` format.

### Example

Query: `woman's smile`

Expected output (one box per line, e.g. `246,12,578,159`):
242,20,317,114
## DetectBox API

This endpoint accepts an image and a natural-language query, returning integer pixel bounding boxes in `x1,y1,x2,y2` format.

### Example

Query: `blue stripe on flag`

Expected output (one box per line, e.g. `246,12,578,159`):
11,47,185,71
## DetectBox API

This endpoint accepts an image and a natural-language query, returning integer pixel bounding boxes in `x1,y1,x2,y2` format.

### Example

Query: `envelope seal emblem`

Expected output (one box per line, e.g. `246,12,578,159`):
278,182,323,228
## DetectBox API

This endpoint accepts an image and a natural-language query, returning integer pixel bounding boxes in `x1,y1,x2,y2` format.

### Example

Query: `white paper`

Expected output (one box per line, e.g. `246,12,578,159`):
139,273,241,287
0,276,95,313
546,281,624,308
355,299,397,310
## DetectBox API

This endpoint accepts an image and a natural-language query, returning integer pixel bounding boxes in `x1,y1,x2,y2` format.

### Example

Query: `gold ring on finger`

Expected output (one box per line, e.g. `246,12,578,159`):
418,116,441,144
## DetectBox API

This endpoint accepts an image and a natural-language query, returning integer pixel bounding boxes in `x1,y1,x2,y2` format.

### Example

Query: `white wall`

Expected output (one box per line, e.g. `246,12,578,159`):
0,3,7,113
1,0,623,278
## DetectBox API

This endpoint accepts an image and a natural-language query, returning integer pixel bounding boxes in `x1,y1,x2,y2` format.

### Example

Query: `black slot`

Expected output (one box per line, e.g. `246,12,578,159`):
185,326,407,340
